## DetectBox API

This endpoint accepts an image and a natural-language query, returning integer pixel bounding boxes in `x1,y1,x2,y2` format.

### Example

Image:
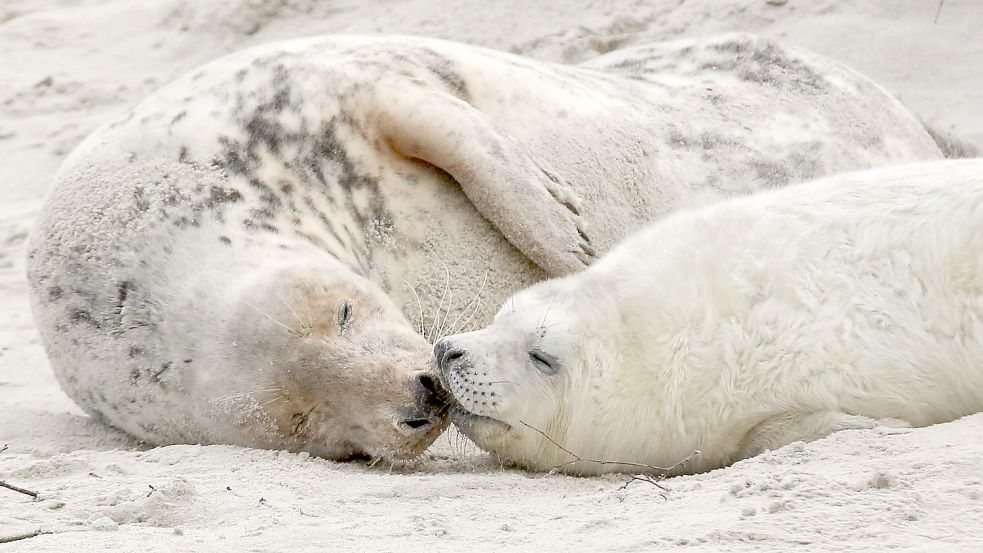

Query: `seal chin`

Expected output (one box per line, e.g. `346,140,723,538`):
368,417,450,463
366,437,440,463
449,406,511,446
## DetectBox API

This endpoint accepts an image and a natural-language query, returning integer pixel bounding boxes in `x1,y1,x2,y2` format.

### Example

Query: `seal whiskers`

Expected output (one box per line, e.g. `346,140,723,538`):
272,285,310,335
433,262,458,342
402,279,428,336
427,263,453,343
212,387,285,405
445,271,489,339
244,302,305,338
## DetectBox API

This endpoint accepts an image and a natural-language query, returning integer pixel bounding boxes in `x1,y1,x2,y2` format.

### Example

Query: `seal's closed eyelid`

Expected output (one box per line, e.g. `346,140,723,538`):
529,350,561,375
338,300,354,327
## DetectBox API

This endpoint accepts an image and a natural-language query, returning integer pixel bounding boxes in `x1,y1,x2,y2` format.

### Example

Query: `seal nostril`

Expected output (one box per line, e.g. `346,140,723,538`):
418,374,438,395
439,348,467,371
402,418,432,430
434,340,468,371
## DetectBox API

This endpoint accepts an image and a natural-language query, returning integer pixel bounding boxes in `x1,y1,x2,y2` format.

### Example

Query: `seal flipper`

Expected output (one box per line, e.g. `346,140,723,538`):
371,85,595,276
735,411,911,460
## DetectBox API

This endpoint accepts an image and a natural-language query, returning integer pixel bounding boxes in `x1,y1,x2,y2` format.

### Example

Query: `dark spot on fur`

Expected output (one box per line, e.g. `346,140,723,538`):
207,186,242,207
219,236,232,245
250,207,276,220
295,230,327,249
69,308,101,329
115,281,134,315
242,219,278,233
259,192,281,207
713,40,750,55
140,422,159,435
785,148,826,181
172,215,200,228
425,60,470,100
164,189,180,206
245,114,283,156
215,136,252,175
749,158,793,187
47,285,63,300
245,177,275,197
712,37,827,92
700,132,740,150
133,187,150,212
151,362,173,383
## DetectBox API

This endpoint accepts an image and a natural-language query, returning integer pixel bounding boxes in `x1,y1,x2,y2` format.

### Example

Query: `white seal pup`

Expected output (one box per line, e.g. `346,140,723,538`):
435,158,983,475
28,33,943,460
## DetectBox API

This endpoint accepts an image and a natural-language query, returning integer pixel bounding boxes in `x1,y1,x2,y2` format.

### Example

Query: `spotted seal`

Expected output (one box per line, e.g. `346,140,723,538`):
435,158,983,475
27,33,943,460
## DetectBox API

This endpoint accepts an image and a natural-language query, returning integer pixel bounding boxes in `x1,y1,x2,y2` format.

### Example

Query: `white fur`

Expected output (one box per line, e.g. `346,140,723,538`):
439,158,983,475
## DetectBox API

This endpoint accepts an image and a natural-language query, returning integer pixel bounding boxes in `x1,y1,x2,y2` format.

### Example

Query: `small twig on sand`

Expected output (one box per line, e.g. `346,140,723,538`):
519,421,700,493
935,0,945,23
618,474,669,491
0,445,40,498
0,528,45,544
0,480,39,499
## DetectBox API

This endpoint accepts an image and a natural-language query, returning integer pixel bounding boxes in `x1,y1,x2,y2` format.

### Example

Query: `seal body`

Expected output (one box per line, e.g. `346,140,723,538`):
27,33,942,457
436,159,983,475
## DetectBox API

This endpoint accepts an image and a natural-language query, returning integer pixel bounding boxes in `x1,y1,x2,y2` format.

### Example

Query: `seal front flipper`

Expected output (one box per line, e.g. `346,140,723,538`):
735,411,911,460
370,84,595,276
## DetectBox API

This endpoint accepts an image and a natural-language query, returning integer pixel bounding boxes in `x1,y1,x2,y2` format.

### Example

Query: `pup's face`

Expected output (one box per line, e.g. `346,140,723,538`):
433,280,592,470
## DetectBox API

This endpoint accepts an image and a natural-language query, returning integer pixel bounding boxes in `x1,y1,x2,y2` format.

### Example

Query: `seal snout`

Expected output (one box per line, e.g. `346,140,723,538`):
433,338,468,378
398,372,449,434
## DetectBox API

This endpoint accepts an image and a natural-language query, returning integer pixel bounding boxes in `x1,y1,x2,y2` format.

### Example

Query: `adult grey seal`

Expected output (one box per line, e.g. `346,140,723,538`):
26,33,943,460
434,158,983,475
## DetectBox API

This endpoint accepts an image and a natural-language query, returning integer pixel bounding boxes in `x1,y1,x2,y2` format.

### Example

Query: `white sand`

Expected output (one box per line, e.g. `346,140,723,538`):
2,0,982,550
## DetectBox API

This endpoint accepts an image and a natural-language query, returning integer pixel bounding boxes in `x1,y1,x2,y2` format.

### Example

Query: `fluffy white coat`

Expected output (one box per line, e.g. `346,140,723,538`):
438,158,983,475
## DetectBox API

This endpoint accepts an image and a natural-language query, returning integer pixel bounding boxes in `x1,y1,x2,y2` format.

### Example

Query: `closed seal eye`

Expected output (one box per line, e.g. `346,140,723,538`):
338,300,353,330
529,350,560,375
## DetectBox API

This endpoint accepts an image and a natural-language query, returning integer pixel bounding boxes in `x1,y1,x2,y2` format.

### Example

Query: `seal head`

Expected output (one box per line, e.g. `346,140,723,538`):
433,277,606,471
213,262,450,460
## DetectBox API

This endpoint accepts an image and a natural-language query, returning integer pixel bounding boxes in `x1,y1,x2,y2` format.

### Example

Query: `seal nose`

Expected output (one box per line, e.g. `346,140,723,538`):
398,372,449,434
413,372,447,411
434,339,467,374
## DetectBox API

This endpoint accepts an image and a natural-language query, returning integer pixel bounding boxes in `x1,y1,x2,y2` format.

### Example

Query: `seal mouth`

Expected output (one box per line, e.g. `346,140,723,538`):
448,404,511,433
365,420,448,463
